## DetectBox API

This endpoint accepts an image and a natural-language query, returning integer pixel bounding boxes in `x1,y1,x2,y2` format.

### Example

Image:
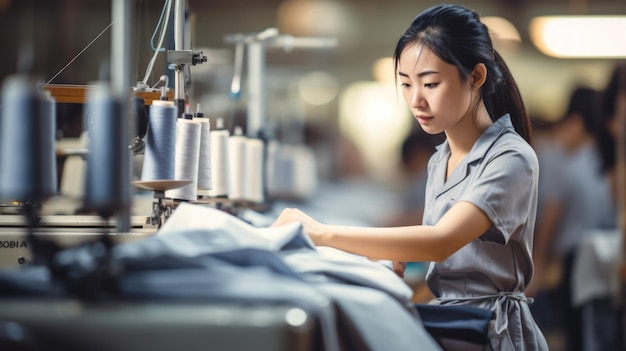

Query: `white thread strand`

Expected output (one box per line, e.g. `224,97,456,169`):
208,120,229,197
195,117,212,192
141,101,177,181
142,0,173,85
165,119,201,201
45,22,113,86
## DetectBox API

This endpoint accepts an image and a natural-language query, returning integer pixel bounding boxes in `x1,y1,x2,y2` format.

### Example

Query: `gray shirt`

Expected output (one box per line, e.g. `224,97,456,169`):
552,143,616,255
423,115,548,351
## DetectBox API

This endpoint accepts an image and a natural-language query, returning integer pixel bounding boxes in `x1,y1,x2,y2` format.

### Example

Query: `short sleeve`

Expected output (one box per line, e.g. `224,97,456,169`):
460,147,538,244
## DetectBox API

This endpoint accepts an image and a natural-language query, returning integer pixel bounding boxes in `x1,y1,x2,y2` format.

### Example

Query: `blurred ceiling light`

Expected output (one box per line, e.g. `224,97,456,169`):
298,71,339,105
481,16,521,54
530,16,626,58
277,0,358,40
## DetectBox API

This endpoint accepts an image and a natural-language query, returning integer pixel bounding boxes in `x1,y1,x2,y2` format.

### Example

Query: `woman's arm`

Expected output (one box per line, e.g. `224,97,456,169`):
271,201,492,262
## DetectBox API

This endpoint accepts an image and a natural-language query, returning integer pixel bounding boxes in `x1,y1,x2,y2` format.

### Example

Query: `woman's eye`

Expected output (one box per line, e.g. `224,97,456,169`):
400,82,411,88
424,83,439,89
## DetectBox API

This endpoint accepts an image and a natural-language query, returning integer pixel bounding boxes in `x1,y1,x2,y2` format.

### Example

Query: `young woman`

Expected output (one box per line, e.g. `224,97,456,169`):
272,4,548,350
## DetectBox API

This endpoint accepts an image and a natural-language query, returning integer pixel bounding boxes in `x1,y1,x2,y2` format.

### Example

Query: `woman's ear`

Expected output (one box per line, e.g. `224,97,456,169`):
471,63,487,90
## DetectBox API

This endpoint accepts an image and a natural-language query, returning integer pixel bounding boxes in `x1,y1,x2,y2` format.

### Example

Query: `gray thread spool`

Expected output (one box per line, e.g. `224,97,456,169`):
0,75,57,202
141,100,177,181
208,118,230,197
165,118,201,201
265,140,280,197
41,90,58,196
83,83,131,217
195,117,212,194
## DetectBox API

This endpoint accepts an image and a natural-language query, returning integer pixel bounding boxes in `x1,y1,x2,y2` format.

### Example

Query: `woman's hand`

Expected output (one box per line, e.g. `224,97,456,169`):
392,261,407,278
271,208,327,245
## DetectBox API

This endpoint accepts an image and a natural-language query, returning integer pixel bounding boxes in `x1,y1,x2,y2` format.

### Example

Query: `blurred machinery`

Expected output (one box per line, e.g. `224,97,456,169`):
0,1,336,349
0,300,319,351
0,0,340,263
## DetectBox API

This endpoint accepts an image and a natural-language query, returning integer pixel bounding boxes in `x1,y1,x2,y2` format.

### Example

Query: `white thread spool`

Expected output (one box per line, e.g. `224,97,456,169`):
245,137,265,203
208,118,229,197
228,126,246,201
165,118,201,201
0,76,57,201
266,142,317,201
291,145,317,199
195,117,212,195
141,100,177,181
266,141,293,199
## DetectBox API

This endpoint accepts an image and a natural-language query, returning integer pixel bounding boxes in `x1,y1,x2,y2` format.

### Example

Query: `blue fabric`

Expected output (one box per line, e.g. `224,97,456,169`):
415,303,494,345
0,204,442,351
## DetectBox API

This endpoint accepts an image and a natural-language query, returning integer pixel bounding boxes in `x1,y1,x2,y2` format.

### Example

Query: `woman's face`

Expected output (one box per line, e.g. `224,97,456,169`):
398,43,473,135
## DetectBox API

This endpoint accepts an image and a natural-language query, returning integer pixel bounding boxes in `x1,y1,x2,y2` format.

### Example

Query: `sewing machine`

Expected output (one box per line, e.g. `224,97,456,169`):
0,214,153,269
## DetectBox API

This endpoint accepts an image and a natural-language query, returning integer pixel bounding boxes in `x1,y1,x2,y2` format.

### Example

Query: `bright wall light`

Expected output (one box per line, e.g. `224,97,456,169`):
530,16,626,58
339,81,411,181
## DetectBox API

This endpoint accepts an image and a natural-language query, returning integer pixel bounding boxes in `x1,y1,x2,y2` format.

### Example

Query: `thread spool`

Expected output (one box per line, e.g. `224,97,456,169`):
41,90,58,197
265,140,280,197
141,100,177,181
266,141,294,199
165,118,201,201
266,142,317,201
290,145,317,200
0,76,57,202
83,82,131,217
195,117,212,195
208,118,230,197
245,137,265,203
228,126,246,201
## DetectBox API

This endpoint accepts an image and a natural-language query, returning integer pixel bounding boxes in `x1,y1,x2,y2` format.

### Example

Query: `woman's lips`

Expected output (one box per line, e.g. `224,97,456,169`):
416,115,433,124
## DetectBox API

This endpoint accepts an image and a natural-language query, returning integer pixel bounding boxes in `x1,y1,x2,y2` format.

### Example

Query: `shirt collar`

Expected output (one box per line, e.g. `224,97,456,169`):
431,114,516,192
435,113,515,164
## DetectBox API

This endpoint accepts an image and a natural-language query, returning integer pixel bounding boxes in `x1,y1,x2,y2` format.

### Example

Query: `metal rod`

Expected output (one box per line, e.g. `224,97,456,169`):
247,41,265,138
174,0,185,51
111,0,132,233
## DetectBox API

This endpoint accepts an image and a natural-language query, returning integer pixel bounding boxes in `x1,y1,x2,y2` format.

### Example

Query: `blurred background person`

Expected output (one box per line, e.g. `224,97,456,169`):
526,116,564,340
529,85,613,351
572,62,626,351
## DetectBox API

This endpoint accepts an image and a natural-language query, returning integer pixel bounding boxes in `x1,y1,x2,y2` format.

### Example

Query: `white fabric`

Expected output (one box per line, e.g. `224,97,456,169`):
572,229,623,307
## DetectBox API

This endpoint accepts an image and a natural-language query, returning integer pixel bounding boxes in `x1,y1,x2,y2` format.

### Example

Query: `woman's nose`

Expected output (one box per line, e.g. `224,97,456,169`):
410,88,426,109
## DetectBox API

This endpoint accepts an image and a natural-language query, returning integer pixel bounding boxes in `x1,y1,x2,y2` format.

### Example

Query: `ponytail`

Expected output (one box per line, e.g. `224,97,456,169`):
484,50,532,144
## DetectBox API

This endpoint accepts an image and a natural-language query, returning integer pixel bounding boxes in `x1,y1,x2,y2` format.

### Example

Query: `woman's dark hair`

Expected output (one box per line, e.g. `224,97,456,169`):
393,4,532,144
563,86,601,134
